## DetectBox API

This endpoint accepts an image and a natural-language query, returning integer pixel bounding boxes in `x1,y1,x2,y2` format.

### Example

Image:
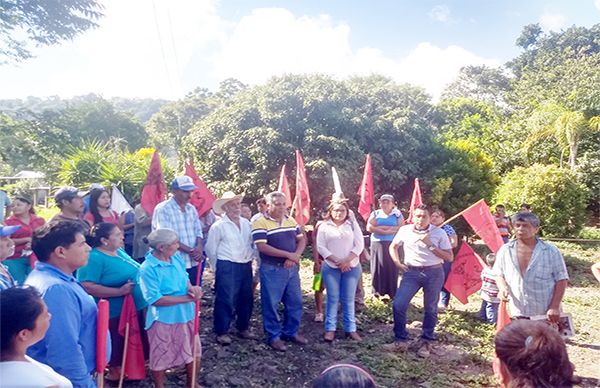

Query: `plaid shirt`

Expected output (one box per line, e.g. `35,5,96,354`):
152,198,203,268
493,238,569,317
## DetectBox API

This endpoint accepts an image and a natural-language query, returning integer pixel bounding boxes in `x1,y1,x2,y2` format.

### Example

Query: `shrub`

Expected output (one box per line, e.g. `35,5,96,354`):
494,164,588,237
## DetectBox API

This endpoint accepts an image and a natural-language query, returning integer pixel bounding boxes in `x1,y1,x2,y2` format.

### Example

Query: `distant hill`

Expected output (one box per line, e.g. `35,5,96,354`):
0,94,170,123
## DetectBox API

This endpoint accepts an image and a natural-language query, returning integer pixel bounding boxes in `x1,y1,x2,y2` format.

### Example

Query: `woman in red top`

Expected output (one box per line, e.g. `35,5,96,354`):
4,195,45,284
84,188,122,229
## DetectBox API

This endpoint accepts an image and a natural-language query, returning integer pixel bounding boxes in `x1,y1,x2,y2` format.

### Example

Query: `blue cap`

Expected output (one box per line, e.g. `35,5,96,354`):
0,225,21,237
171,176,197,191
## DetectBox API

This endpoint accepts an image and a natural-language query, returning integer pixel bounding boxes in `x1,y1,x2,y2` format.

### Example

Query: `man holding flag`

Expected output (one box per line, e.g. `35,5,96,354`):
384,204,453,355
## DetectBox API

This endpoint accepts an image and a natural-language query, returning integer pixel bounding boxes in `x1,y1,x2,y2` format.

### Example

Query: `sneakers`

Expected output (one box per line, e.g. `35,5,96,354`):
346,332,362,342
216,334,232,345
269,339,287,352
382,340,409,352
314,313,324,322
417,343,431,358
323,331,335,342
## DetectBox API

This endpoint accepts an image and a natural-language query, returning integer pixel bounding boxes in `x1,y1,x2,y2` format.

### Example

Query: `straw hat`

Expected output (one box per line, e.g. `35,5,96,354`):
212,191,244,214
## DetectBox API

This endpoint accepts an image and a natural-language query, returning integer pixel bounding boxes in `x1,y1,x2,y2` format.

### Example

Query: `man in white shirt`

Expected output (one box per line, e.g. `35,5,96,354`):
205,191,256,345
384,204,453,353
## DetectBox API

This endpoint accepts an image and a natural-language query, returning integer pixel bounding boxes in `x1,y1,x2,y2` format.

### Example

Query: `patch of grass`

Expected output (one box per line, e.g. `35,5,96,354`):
34,205,59,220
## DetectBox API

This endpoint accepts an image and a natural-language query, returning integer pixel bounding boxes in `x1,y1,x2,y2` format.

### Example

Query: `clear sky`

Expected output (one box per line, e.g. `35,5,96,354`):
1,0,598,100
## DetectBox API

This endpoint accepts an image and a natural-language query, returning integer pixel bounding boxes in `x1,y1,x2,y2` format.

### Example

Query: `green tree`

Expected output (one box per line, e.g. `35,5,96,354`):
494,164,588,237
441,65,511,107
1,0,104,63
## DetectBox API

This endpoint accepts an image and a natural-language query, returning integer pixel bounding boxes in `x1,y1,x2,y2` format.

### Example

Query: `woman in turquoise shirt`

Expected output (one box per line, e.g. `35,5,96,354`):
366,194,404,299
139,228,203,388
77,222,148,382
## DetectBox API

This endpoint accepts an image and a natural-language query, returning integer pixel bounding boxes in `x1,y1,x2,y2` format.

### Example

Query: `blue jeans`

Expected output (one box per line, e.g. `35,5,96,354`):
322,264,361,333
479,300,499,324
393,266,445,341
213,260,254,335
439,261,453,307
260,263,303,342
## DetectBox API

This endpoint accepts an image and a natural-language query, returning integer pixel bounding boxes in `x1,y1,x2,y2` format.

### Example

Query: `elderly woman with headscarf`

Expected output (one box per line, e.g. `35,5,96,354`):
139,228,203,388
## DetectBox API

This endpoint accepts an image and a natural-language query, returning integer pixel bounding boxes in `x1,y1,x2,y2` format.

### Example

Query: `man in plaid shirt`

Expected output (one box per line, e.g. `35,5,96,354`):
152,176,204,283
493,212,569,321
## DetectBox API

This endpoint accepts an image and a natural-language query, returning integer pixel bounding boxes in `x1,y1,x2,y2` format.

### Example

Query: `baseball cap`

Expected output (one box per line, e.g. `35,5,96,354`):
0,224,21,237
54,186,87,203
379,194,394,202
171,176,197,191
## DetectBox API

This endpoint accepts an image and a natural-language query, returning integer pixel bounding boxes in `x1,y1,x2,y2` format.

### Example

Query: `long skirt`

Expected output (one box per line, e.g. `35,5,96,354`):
370,240,400,298
147,320,201,371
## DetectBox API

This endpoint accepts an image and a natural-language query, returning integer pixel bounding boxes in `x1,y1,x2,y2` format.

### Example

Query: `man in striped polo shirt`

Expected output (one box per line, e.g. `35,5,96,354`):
252,191,307,351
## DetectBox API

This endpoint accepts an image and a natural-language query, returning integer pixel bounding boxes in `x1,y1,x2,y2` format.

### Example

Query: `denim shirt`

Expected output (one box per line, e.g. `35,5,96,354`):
493,239,569,317
26,262,103,388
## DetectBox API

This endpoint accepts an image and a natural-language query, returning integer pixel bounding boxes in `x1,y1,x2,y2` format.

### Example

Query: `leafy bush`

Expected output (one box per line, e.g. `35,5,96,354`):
58,141,174,203
494,164,588,237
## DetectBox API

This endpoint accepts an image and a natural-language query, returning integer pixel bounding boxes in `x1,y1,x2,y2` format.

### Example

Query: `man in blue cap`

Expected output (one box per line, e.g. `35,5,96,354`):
152,176,204,283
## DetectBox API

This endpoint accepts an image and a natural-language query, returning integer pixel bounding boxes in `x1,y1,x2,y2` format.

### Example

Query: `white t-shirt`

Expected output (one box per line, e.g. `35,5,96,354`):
0,356,73,388
391,224,452,267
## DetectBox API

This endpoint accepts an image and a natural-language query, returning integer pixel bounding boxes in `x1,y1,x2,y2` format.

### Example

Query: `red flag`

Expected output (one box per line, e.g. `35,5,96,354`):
291,150,311,226
461,199,504,253
96,299,109,374
185,160,216,217
443,243,485,304
406,178,423,224
492,300,511,387
277,164,292,208
118,295,146,380
140,150,167,217
357,154,374,222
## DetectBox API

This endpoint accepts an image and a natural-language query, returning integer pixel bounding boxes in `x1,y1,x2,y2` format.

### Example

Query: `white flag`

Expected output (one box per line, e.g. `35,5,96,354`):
111,184,132,214
332,167,343,194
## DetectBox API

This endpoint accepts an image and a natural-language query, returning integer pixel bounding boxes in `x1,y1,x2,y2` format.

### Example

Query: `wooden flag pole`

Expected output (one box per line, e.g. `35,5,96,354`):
117,322,130,388
190,258,204,388
97,373,104,388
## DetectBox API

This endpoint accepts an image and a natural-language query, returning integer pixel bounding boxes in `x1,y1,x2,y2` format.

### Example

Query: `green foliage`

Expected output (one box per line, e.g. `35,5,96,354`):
494,164,588,237
579,227,600,240
441,65,511,107
0,0,104,63
58,142,174,203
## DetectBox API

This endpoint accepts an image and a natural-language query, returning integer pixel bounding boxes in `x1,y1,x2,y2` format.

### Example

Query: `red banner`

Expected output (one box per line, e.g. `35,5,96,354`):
357,154,374,222
406,178,423,224
96,299,109,374
443,243,485,304
461,199,504,253
291,150,311,226
140,150,167,217
492,300,511,387
185,160,216,217
118,295,146,380
277,164,292,208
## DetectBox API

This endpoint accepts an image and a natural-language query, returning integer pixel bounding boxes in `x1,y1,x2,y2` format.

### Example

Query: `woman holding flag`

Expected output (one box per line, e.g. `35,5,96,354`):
77,222,148,382
139,228,202,388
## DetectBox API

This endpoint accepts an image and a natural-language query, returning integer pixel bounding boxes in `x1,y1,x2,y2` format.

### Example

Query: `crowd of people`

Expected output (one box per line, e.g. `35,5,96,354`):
0,179,596,387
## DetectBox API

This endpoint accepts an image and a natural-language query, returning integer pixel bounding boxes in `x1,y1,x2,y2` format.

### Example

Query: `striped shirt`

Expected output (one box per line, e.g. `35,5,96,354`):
152,198,203,269
480,267,500,303
493,239,569,317
251,214,302,266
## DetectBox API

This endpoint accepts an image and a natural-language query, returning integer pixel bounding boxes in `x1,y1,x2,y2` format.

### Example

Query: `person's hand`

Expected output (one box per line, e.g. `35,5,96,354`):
393,261,408,272
327,255,341,264
313,259,322,274
25,241,32,250
546,308,560,323
500,288,509,301
119,280,135,296
339,261,352,273
287,252,301,263
284,259,297,269
419,234,433,247
190,248,204,262
188,286,203,301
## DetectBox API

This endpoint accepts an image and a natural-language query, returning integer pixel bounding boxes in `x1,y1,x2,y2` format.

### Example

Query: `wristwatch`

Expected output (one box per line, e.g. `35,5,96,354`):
428,245,436,251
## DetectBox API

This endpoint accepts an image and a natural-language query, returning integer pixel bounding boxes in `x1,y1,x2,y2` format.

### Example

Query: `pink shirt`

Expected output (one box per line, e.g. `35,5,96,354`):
84,210,120,227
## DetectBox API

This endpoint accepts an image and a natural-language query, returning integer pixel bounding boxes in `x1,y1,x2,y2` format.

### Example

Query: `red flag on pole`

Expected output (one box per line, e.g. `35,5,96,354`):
277,164,292,208
357,154,374,222
443,243,485,304
406,178,423,224
140,150,167,217
492,300,511,387
185,160,216,217
118,295,146,380
291,150,311,226
460,199,504,253
96,299,109,376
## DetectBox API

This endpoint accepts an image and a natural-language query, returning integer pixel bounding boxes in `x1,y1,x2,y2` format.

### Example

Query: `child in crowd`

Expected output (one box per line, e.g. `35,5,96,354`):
479,253,500,324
